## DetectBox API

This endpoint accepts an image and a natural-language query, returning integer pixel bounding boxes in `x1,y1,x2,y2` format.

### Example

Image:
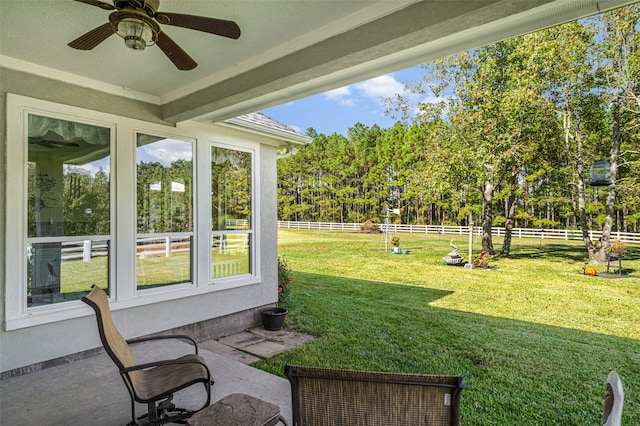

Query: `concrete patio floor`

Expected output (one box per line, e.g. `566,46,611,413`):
0,327,315,425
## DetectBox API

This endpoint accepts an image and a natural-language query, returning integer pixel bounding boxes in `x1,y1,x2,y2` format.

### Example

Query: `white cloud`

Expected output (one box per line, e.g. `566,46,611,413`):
80,162,110,177
320,74,408,108
323,86,351,100
143,139,192,165
355,75,405,99
323,87,355,106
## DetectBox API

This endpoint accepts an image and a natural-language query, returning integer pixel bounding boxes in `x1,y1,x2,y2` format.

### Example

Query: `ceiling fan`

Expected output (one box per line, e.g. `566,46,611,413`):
68,0,241,70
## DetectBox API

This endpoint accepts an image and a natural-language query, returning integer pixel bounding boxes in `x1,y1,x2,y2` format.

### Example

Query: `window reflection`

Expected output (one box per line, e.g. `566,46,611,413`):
136,134,193,290
211,146,253,279
211,147,252,231
26,113,111,307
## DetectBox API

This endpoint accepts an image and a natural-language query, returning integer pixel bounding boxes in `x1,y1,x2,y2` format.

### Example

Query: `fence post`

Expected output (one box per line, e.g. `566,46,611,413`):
83,240,92,262
165,237,171,257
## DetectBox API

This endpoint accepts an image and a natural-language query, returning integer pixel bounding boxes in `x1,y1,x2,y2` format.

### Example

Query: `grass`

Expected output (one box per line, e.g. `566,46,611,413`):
253,229,640,425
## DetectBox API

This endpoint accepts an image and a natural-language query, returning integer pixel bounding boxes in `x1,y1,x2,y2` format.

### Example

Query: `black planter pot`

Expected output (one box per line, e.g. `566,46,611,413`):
261,307,288,331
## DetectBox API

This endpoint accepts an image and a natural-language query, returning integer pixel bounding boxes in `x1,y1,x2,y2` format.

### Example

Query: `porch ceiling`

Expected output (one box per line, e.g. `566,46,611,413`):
0,0,635,124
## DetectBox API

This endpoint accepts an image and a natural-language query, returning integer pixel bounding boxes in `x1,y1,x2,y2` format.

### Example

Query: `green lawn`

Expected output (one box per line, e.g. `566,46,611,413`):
254,229,640,425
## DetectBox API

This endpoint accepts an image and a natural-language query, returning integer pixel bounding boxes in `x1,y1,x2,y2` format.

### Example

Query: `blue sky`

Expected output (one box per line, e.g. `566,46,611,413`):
261,65,429,137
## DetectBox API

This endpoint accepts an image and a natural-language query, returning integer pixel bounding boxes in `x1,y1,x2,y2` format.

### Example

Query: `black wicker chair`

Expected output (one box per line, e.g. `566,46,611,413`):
286,365,465,425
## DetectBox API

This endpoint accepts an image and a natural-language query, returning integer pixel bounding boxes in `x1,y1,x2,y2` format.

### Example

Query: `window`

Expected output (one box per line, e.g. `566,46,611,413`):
211,146,253,279
5,95,264,331
26,113,112,306
136,134,193,290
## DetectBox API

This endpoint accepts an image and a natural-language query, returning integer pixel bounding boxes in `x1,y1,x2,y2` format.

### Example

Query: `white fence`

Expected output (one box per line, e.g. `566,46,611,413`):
59,236,192,262
277,221,640,244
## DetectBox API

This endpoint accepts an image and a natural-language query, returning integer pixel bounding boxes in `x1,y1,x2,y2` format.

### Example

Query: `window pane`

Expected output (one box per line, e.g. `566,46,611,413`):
211,233,251,278
137,135,193,233
27,240,109,307
28,115,111,237
136,134,193,290
136,236,192,289
211,146,253,279
26,113,111,307
211,147,252,231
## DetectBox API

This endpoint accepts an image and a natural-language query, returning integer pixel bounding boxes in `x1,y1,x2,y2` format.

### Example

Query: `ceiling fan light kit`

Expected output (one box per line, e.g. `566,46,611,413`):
68,0,241,70
111,11,159,50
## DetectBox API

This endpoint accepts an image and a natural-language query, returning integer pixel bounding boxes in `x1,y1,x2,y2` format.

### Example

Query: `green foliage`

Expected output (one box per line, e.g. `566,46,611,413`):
492,215,507,226
277,7,640,243
277,256,293,303
532,218,560,228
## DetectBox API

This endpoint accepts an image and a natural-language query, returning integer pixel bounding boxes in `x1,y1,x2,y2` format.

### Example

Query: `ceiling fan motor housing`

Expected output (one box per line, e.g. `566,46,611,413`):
113,0,159,16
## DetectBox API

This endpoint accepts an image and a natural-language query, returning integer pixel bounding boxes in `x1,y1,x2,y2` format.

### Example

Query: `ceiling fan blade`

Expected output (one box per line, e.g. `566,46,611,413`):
72,0,116,10
68,23,115,50
156,13,241,39
156,31,197,71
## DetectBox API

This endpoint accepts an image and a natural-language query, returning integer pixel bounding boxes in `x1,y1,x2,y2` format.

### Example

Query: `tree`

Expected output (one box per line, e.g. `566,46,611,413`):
593,5,640,261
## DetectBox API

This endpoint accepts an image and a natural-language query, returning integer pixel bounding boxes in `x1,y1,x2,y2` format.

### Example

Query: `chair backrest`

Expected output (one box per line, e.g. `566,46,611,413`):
82,285,138,386
602,370,624,426
286,365,465,426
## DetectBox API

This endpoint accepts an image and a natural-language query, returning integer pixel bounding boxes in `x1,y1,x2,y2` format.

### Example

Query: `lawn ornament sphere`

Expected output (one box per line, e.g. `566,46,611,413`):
583,265,598,276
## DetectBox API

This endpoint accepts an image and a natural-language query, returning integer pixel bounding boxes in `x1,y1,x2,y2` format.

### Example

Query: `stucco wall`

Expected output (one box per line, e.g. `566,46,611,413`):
0,73,281,373
0,93,7,371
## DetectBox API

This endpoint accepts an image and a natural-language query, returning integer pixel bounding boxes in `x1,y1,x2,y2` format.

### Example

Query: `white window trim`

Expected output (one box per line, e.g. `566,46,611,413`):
4,94,263,331
208,142,260,285
5,94,117,330
134,130,197,295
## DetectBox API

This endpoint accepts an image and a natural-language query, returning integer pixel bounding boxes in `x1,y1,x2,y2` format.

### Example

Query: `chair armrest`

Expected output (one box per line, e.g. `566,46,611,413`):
127,334,199,354
121,356,212,380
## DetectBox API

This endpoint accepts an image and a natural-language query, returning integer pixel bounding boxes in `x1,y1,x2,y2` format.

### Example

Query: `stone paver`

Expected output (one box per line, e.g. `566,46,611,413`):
200,339,239,355
200,327,315,364
218,331,266,348
249,327,316,347
242,340,290,358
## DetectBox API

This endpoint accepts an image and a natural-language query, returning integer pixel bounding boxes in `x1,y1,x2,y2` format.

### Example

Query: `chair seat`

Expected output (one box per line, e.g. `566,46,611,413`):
133,354,210,401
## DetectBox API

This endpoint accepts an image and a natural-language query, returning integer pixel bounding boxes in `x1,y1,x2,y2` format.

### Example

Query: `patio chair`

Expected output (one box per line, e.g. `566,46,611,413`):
602,370,624,426
82,285,213,425
285,365,465,426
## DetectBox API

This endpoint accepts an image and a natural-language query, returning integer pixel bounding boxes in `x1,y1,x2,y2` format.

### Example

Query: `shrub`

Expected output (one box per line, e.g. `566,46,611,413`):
360,219,381,233
277,257,293,303
607,239,626,256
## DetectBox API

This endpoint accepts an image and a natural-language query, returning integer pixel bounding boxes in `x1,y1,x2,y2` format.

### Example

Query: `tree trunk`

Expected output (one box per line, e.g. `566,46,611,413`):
594,93,622,262
481,177,495,255
575,133,597,260
500,193,516,257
